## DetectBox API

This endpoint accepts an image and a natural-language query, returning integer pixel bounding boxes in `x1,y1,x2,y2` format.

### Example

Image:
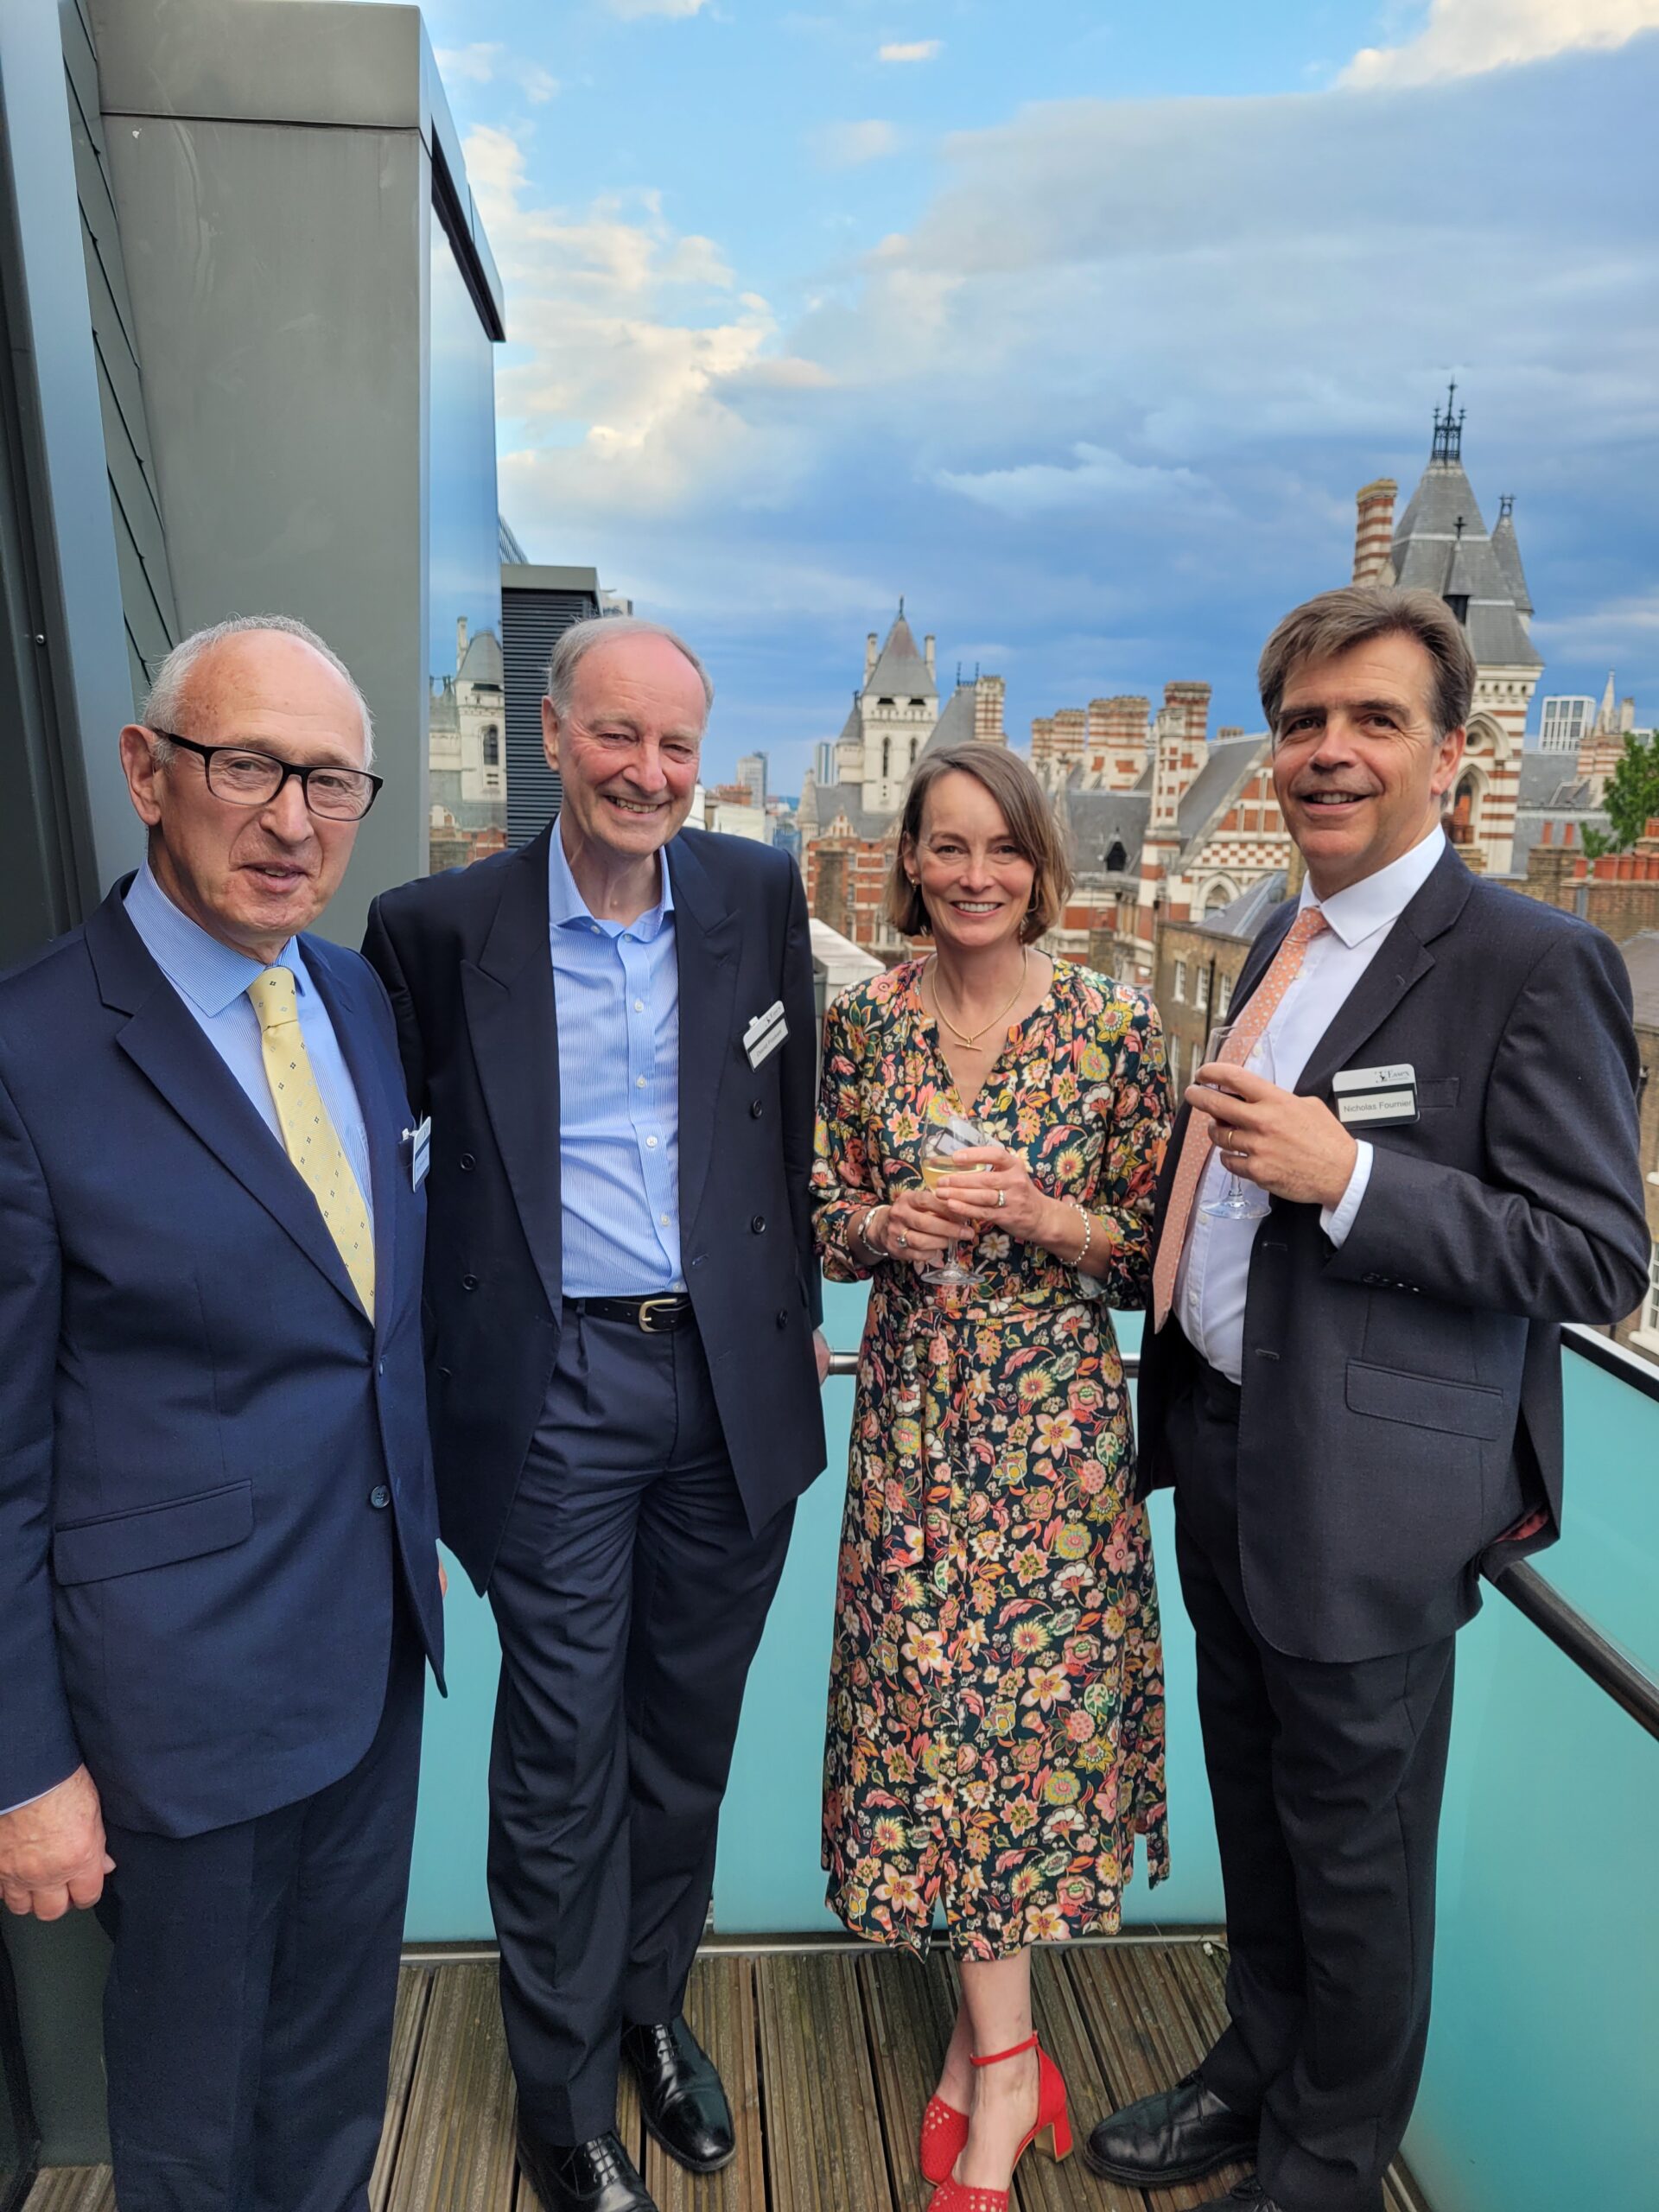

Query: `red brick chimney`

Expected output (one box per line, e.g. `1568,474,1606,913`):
1352,479,1397,586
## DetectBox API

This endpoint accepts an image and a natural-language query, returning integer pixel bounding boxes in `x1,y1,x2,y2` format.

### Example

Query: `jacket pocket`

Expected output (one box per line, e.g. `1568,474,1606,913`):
1344,1360,1505,1441
54,1480,254,1586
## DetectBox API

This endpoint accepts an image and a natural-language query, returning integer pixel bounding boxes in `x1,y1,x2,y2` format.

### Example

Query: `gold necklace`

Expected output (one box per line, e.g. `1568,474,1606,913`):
929,947,1028,1046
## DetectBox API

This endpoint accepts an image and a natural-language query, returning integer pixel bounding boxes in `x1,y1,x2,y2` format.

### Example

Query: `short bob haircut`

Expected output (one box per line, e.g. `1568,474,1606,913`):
887,745,1072,945
1258,584,1477,742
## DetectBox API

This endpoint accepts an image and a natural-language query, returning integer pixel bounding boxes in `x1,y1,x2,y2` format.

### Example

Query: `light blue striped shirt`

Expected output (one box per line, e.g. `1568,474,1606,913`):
123,861,373,1224
547,826,682,1297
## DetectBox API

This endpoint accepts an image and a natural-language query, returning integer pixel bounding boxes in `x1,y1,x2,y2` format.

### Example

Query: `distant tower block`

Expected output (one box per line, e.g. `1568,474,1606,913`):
1353,478,1398,585
1088,696,1151,791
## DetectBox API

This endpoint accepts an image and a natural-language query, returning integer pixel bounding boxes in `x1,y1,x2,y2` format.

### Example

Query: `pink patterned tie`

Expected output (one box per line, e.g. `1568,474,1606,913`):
1152,905,1329,1331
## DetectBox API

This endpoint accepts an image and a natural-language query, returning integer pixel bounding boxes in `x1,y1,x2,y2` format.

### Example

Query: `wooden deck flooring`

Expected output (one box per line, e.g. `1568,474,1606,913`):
25,1938,1429,2211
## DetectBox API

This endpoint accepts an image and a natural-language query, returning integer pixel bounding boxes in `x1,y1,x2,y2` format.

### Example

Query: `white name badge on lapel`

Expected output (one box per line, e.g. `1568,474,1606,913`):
1332,1064,1418,1127
402,1116,432,1190
744,1000,787,1068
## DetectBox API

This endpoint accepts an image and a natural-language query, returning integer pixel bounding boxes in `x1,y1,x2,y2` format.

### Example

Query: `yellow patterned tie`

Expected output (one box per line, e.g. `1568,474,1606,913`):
248,966,376,1319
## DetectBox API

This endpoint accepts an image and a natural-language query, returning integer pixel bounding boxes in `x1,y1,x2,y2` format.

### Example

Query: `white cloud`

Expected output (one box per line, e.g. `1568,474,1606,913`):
1344,0,1659,86
1536,591,1659,662
813,118,900,167
467,127,818,522
605,0,710,18
937,443,1221,519
879,39,942,63
435,42,558,101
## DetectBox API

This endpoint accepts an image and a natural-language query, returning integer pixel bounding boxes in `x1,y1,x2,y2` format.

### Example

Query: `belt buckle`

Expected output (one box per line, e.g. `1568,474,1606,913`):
637,1295,679,1335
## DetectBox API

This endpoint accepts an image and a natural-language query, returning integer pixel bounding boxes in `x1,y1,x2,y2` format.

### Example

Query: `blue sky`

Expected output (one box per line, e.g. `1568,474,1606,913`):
411,0,1659,791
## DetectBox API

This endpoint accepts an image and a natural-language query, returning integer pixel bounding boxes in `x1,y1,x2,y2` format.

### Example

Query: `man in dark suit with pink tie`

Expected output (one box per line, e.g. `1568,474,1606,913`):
1087,586,1648,2212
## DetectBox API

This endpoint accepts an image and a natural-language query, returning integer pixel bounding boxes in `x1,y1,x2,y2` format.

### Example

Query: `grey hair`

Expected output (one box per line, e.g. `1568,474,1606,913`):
141,613,375,764
545,615,714,719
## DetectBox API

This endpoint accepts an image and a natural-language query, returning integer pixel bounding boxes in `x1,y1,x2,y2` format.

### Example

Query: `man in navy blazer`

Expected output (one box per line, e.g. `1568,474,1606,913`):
364,618,826,2212
0,618,444,2212
1086,588,1649,2212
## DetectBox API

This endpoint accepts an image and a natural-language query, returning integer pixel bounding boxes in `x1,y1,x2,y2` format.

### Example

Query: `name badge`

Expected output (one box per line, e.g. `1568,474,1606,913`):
744,1001,787,1068
403,1116,432,1190
1332,1063,1418,1127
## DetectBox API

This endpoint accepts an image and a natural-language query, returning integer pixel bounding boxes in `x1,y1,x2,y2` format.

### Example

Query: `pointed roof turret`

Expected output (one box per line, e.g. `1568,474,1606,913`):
864,602,938,702
1491,494,1533,618
1390,392,1541,671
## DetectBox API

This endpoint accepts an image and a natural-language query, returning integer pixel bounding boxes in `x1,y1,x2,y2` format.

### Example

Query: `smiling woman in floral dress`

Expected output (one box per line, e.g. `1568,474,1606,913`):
812,745,1173,2212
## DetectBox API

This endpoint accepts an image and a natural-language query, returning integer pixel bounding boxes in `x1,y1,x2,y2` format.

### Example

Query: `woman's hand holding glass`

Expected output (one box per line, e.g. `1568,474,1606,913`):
926,1143,1056,1245
874,1182,962,1271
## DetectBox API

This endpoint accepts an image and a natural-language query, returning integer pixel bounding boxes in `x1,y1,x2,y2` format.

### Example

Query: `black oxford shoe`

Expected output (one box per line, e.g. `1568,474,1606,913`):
1084,2068,1258,2185
620,2015,735,2174
1194,2180,1289,2211
515,2129,658,2212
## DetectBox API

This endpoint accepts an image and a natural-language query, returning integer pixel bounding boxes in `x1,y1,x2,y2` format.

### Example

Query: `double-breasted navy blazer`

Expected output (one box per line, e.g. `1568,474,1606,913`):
1136,842,1649,1662
0,883,444,1836
363,823,827,1591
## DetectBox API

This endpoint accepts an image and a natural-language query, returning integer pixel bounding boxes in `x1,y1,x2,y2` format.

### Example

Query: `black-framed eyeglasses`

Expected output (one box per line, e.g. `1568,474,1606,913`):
149,729,383,821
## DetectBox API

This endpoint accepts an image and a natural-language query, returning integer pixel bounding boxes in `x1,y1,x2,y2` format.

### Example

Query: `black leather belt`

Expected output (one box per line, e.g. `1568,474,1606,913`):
569,1294,693,1334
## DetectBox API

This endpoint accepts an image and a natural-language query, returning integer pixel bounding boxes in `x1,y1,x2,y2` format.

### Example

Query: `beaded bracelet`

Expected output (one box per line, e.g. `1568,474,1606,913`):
854,1204,890,1261
1072,1205,1094,1269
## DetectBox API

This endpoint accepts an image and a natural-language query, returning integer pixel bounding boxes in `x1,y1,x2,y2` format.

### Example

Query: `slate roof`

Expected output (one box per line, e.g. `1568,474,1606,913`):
1176,734,1272,854
1200,872,1288,941
817,792,898,842
916,681,980,763
1491,505,1533,618
866,611,936,703
1620,931,1659,1029
458,627,504,687
1061,785,1151,880
1391,457,1541,671
1508,747,1609,874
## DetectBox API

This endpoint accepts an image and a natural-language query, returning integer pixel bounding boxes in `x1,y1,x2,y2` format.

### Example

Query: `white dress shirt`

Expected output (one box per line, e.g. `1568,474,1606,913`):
1173,825,1448,1384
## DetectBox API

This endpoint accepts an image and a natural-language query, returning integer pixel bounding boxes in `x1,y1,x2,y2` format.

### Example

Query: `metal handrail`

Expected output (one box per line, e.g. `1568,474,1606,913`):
821,1341,1659,1742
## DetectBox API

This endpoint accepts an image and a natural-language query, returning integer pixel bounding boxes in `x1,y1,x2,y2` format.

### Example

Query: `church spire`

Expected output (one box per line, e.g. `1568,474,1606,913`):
1431,379,1465,464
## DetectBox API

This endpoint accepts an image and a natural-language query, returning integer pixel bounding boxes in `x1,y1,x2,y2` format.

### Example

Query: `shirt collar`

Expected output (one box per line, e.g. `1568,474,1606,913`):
124,859,308,1017
546,818,675,940
1299,824,1447,950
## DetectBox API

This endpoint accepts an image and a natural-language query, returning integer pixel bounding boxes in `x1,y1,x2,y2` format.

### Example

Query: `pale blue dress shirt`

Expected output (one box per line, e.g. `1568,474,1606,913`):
123,861,373,1224
546,825,683,1297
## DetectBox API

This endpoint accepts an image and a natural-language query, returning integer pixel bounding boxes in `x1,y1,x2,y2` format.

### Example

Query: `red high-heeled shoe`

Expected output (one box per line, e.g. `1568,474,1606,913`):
918,2092,969,2184
925,2031,1071,2211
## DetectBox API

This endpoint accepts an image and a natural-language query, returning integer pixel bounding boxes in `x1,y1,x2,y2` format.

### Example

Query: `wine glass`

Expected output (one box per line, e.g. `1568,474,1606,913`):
918,1114,994,1287
1198,1024,1274,1222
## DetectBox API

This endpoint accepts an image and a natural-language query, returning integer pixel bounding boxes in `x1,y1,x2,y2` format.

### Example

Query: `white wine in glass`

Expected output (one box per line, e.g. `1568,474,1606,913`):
918,1117,993,1287
1198,1023,1274,1222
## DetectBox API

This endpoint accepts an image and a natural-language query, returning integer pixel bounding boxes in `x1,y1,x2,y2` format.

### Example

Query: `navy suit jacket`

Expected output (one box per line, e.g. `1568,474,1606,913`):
0,883,443,1836
363,823,827,1591
1136,844,1649,1662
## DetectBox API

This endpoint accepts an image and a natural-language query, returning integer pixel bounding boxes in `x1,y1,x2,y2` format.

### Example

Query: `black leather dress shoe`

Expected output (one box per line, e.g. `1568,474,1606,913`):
620,2016,735,2174
1193,2179,1289,2211
515,2130,658,2212
1084,2068,1258,2184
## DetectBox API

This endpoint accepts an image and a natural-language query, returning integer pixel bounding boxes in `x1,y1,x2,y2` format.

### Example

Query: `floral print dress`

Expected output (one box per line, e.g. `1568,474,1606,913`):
813,958,1172,1961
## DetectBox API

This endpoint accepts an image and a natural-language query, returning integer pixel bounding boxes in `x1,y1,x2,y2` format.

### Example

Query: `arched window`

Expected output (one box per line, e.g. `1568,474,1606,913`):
481,725,499,767
1449,775,1478,846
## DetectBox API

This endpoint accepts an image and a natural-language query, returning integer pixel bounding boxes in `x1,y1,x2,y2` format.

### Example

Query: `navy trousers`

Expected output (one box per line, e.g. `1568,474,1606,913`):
1171,1357,1455,2212
486,1306,795,2150
95,1614,424,2212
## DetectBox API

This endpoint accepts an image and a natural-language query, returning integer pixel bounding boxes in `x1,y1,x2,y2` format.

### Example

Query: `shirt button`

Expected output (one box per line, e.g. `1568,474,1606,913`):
646,1135,658,1148
369,1485,391,1510
660,1213,671,1227
752,1215,766,1234
634,1000,645,1013
637,1077,647,1090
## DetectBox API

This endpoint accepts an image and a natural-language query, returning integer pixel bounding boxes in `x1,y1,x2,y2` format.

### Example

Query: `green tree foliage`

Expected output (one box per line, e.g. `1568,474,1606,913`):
1597,730,1659,853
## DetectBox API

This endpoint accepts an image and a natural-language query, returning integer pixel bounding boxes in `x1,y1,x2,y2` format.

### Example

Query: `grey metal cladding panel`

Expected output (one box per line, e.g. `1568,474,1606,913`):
87,0,423,132
110,492,174,697
101,402,174,644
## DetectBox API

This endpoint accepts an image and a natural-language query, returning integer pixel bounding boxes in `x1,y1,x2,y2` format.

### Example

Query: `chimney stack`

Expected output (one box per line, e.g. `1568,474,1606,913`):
866,632,879,680
1087,696,1151,791
1352,478,1397,586
925,633,937,677
974,673,1005,744
456,615,469,668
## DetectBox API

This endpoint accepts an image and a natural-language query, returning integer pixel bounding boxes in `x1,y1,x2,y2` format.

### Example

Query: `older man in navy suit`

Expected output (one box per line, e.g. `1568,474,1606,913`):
0,617,444,2212
365,617,827,2212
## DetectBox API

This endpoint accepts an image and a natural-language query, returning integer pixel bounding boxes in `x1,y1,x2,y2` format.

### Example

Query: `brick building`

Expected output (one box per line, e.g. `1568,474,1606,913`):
1142,878,1287,1096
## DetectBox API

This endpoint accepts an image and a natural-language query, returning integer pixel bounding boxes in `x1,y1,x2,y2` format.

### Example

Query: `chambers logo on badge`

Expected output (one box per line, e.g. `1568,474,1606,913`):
1332,1065,1419,1127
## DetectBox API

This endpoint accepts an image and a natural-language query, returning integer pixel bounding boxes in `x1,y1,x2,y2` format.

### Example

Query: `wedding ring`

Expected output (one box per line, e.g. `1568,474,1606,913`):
897,1230,909,1248
996,1188,1006,1208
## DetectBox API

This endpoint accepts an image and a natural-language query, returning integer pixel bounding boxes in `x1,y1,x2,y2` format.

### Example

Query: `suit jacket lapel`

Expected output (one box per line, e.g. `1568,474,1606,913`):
87,890,364,1313
461,830,563,1317
306,938,403,1341
668,836,741,1245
